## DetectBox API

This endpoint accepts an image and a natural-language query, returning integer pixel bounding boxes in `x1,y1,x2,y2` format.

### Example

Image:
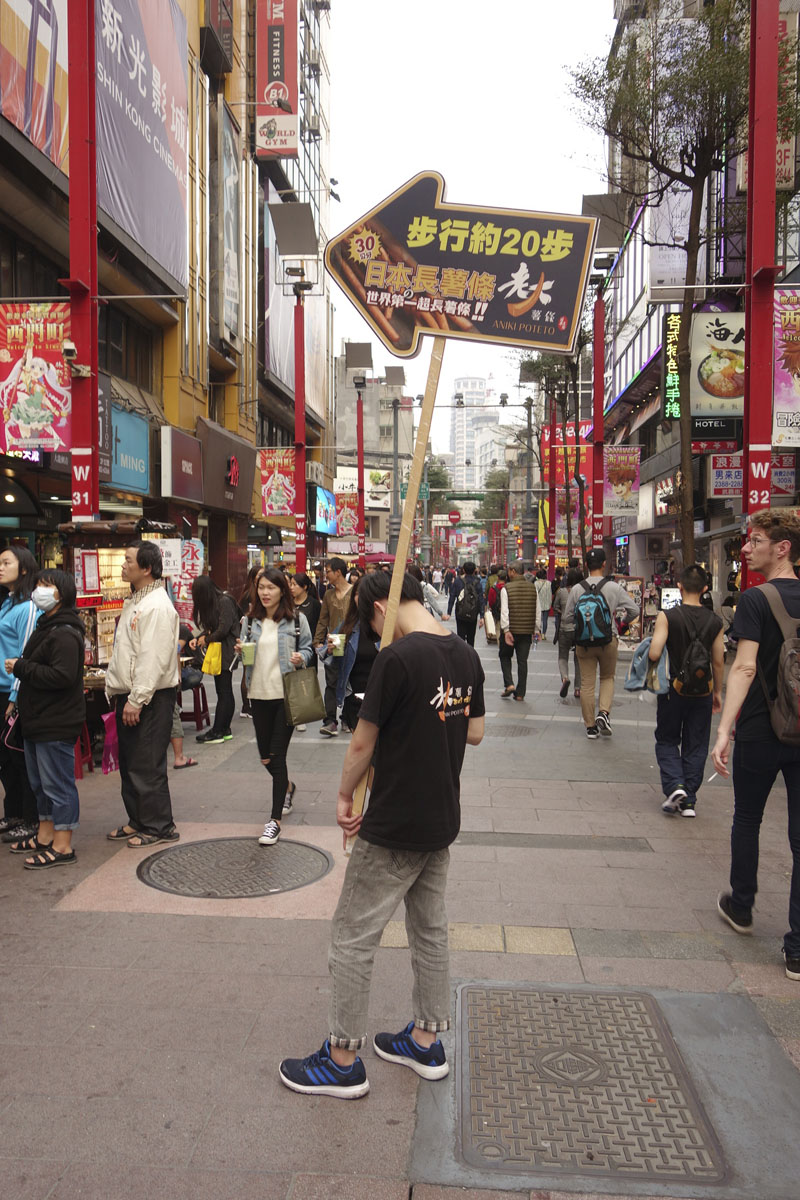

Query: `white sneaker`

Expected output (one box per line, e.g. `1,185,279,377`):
296,724,307,732
662,787,688,814
258,820,281,845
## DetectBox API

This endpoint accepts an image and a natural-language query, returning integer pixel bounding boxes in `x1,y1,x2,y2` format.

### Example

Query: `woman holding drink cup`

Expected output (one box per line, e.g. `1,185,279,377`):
237,568,313,846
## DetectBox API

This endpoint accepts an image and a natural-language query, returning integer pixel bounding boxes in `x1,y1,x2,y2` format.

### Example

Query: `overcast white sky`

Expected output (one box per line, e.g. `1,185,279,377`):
326,1,616,453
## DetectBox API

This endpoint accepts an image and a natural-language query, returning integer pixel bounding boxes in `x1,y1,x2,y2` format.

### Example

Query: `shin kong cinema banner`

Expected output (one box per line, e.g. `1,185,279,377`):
96,0,188,288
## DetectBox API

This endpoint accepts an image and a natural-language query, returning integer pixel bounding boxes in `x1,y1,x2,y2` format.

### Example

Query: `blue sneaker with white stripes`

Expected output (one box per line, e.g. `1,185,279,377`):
279,1040,369,1099
373,1021,449,1079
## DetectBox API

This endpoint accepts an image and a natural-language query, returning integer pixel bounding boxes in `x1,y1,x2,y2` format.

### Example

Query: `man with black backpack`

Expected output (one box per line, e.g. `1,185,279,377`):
563,547,640,739
447,561,484,646
711,510,800,982
648,565,724,817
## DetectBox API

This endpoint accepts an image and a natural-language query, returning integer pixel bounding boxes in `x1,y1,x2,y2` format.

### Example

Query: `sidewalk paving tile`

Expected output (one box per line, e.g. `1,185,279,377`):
291,1176,411,1199
0,1160,65,1200
579,955,736,991
49,1164,291,1200
504,927,575,956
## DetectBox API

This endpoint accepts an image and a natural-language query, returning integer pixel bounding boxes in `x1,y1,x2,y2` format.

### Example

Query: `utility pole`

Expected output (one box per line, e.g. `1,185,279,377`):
521,396,536,564
421,457,431,566
389,395,401,557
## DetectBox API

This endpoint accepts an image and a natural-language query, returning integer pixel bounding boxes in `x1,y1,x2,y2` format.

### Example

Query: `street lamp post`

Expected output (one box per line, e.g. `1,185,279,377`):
521,396,536,565
353,375,367,568
288,270,313,573
388,395,401,557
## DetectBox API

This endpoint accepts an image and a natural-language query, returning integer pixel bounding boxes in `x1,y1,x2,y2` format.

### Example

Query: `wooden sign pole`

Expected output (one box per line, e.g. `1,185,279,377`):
346,336,446,846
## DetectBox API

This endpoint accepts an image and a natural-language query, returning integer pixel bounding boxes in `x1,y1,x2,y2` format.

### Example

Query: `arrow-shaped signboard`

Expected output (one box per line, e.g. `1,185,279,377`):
325,171,598,358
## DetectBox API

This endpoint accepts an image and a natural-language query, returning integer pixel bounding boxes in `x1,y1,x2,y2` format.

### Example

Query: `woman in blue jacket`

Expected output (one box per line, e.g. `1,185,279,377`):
336,576,379,733
236,568,313,847
0,546,40,844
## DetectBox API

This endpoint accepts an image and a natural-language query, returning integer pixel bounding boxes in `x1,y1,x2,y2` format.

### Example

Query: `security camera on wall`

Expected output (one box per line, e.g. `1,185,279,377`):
61,339,77,361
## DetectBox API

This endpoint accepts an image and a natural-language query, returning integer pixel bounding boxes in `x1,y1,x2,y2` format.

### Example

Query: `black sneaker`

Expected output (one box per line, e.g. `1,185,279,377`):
783,948,800,981
586,725,599,739
1,822,37,843
0,815,18,833
373,1021,449,1079
196,729,224,744
595,710,612,736
559,679,570,699
320,721,339,737
283,782,296,816
717,891,753,934
279,1040,369,1099
661,787,688,815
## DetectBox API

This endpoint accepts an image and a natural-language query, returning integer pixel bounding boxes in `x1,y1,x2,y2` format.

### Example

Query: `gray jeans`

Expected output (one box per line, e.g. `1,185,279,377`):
328,837,451,1050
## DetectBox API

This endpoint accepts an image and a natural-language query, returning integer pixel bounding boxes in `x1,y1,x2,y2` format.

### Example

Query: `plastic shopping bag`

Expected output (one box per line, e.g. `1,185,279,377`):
202,643,222,675
101,710,119,775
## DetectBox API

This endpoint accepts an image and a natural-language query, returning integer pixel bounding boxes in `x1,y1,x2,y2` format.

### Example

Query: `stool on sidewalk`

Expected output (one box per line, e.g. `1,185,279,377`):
74,723,93,781
180,684,210,732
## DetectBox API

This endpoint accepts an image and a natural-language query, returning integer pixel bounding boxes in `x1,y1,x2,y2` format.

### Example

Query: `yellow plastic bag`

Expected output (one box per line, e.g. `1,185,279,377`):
202,642,222,675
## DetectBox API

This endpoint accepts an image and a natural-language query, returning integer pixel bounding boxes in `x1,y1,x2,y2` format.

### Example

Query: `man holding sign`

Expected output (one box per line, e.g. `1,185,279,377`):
279,570,485,1098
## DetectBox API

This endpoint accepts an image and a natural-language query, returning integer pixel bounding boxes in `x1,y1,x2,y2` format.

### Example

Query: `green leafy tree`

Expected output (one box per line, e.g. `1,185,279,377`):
571,0,796,562
426,458,453,515
473,467,510,533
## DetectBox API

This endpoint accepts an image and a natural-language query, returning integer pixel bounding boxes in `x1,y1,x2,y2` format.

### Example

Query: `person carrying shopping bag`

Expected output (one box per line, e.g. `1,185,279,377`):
190,576,241,745
237,568,313,845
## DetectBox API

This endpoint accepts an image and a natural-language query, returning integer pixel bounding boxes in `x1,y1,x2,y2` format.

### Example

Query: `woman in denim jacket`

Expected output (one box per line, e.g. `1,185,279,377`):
335,576,378,732
236,568,313,846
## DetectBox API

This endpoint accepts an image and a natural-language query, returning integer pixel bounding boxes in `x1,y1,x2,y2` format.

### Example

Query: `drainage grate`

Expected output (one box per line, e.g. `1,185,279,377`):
136,837,333,899
457,984,725,1182
484,724,534,738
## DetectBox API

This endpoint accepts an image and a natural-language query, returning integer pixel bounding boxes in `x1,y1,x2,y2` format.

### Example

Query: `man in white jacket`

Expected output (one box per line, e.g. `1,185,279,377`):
105,541,180,848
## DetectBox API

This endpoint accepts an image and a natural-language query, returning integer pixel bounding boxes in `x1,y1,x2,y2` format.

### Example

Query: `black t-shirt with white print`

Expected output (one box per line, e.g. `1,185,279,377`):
730,577,800,741
357,631,485,852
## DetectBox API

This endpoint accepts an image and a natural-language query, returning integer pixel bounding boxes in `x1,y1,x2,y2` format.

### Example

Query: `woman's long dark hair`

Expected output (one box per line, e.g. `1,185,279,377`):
341,575,362,637
238,564,263,613
250,566,295,624
2,546,38,604
191,575,222,631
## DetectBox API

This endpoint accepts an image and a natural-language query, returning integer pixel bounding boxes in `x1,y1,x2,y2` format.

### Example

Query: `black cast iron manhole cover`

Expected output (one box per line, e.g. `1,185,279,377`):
457,984,725,1183
484,724,534,738
136,837,333,899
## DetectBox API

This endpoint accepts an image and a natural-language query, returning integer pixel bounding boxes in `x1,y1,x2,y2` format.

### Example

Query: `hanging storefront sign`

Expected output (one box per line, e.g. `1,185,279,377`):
661,311,682,421
161,426,203,502
174,537,204,622
335,492,359,537
259,448,296,517
196,417,256,514
709,452,795,498
0,303,72,453
110,406,149,494
221,103,241,342
96,0,189,287
690,312,745,418
325,172,597,358
334,467,393,511
555,487,592,545
541,421,592,487
773,287,800,447
603,445,641,517
255,0,299,158
655,473,681,517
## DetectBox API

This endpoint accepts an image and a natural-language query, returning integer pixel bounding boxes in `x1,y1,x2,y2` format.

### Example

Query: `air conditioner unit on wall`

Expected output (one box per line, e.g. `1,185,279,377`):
646,534,669,558
306,461,324,486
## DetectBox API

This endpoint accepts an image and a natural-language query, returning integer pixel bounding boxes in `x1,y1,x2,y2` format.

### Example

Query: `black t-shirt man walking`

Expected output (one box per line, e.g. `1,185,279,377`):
280,571,485,1098
711,509,800,982
648,564,724,817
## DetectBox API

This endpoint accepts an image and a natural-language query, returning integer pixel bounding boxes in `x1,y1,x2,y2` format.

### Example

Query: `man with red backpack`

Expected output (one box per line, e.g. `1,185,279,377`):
711,509,800,982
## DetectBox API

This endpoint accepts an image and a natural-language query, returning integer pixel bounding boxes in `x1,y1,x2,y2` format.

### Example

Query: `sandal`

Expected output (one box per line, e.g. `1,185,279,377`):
126,828,180,848
23,847,76,870
107,825,137,841
174,758,198,770
9,835,50,855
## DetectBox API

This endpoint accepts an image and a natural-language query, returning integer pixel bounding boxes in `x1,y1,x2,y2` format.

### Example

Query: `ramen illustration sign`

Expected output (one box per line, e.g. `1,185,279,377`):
325,172,598,357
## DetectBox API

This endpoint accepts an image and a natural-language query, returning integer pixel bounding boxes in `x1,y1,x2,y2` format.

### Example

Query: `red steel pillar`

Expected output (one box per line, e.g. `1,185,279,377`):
293,289,307,573
66,0,99,520
741,0,780,588
356,387,366,567
547,393,557,575
592,287,605,548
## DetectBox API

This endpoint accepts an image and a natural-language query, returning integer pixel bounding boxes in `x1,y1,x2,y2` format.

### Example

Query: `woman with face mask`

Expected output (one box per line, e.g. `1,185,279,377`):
0,546,41,844
4,570,86,867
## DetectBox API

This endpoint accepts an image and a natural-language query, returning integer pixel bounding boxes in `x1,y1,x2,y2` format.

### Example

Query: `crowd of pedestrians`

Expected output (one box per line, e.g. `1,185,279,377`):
2,511,800,1095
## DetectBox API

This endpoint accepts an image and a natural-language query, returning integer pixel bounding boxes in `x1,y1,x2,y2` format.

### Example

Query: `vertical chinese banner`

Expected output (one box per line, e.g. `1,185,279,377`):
259,448,296,517
661,312,682,420
773,287,800,446
174,538,204,623
335,492,359,538
603,446,641,517
0,303,72,452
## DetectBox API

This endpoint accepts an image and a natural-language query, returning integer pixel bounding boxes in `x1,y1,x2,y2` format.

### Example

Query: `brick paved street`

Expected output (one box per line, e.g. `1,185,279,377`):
2,636,799,1199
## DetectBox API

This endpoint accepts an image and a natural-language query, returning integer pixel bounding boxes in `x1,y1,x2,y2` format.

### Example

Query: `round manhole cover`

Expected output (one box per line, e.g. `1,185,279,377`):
136,837,333,899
